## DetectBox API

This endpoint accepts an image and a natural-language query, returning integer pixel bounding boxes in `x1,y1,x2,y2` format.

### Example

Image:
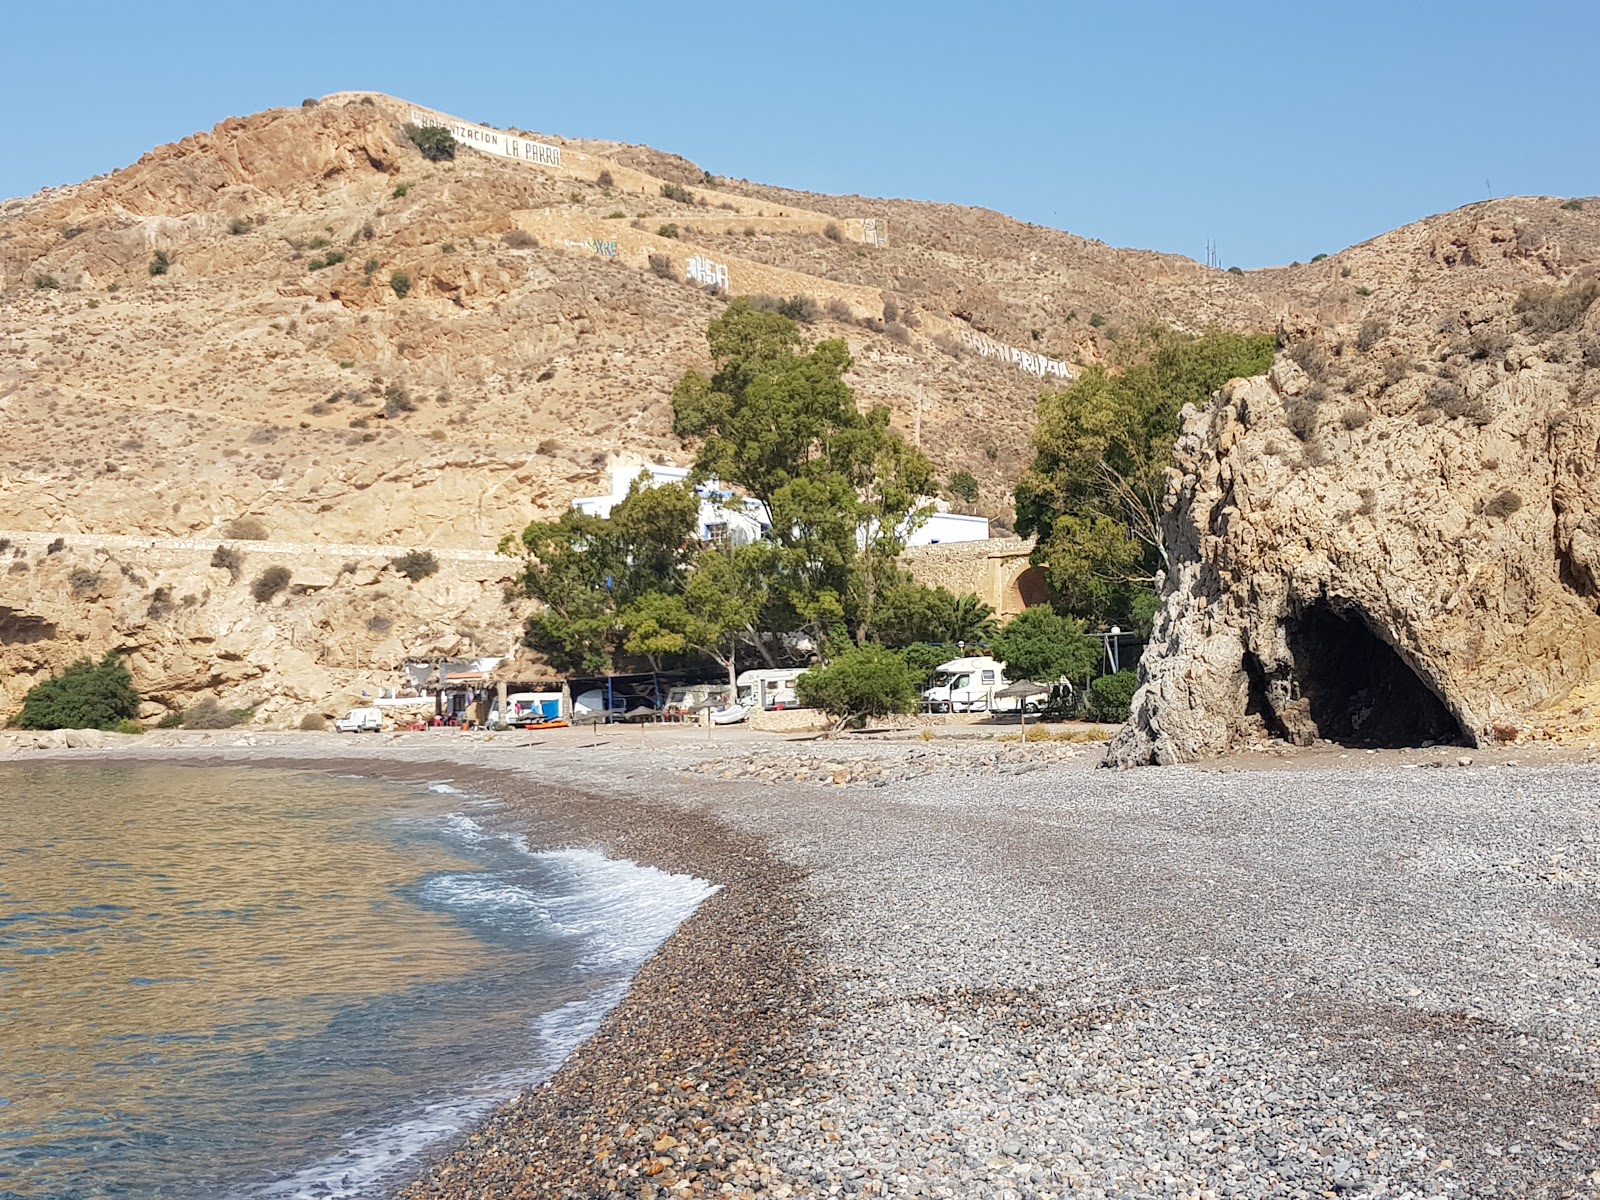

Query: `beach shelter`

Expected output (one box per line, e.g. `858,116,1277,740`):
995,680,1050,744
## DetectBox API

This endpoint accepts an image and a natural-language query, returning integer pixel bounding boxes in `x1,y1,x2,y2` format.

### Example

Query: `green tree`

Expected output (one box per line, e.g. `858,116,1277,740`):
12,653,140,730
948,470,979,504
1015,327,1275,623
503,477,701,672
870,580,995,648
672,302,934,645
405,124,457,162
1086,670,1139,723
796,647,922,728
681,544,767,690
989,605,1102,685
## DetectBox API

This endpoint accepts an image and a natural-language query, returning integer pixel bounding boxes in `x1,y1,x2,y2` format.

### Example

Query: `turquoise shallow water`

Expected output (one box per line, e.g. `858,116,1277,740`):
0,764,714,1200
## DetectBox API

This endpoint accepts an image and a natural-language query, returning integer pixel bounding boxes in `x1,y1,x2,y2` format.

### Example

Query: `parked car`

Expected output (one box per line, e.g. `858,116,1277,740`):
334,706,383,733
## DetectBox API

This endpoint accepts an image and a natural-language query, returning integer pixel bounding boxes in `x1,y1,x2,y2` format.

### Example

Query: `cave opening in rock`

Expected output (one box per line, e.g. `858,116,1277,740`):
1284,603,1467,747
1242,651,1290,741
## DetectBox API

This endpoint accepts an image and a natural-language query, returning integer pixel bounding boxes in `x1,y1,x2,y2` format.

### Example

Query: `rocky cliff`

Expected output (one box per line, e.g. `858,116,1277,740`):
4,92,1596,729
0,92,1281,722
1109,226,1600,763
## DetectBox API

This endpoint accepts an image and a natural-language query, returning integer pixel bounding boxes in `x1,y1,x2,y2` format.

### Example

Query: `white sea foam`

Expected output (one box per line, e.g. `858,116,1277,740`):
533,848,720,967
426,781,467,795
419,847,718,966
249,1070,528,1200
256,845,716,1198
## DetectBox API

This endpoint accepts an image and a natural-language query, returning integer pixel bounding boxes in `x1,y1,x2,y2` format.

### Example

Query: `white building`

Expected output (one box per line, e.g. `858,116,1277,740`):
573,461,769,546
574,460,990,548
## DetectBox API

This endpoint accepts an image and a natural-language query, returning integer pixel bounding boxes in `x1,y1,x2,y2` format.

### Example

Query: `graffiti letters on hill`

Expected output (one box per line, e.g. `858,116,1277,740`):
409,109,562,168
862,218,888,248
564,239,619,257
686,256,730,290
958,330,1072,380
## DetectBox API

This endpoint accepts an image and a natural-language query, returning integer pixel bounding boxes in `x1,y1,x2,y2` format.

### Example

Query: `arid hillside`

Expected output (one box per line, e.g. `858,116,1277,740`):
2,91,1595,727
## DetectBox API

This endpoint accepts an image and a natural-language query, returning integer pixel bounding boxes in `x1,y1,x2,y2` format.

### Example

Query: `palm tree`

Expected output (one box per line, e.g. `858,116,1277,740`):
947,594,997,645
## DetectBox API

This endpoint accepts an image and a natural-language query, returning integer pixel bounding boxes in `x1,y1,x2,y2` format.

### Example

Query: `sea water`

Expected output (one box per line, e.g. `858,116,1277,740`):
0,764,715,1199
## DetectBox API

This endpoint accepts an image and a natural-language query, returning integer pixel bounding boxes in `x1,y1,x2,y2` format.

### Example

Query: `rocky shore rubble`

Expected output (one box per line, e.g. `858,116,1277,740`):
687,737,1097,787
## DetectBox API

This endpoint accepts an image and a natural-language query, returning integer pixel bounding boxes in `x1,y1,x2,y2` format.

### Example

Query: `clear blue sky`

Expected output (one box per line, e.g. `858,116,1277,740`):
6,0,1595,268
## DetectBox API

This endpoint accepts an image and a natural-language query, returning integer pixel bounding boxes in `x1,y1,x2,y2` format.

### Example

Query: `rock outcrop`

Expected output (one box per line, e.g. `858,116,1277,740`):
1110,275,1600,764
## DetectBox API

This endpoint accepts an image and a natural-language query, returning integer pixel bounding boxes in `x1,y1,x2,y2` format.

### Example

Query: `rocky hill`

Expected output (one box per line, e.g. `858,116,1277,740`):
3,91,1595,733
1109,208,1600,762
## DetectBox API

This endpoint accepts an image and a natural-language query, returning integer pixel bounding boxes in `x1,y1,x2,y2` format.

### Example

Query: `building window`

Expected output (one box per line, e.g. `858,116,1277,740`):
705,522,729,548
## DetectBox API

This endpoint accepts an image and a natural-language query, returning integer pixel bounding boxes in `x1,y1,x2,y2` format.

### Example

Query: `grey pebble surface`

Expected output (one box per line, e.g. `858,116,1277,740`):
658,745,1600,1199
19,733,1598,1198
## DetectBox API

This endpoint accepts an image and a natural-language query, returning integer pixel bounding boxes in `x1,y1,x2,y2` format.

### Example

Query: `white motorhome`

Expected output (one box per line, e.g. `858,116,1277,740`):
735,667,808,711
922,656,1021,713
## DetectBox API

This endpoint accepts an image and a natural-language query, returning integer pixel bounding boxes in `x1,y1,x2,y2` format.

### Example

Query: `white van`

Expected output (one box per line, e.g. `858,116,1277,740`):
923,656,1016,713
335,706,383,733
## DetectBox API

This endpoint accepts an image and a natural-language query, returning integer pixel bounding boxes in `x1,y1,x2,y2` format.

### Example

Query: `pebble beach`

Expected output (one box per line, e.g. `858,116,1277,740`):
9,728,1599,1198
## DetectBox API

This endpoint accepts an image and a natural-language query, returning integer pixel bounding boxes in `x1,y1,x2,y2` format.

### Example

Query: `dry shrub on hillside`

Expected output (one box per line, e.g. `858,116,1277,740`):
223,516,268,540
933,333,965,358
1515,279,1598,335
382,383,416,417
1287,338,1330,379
884,323,912,346
596,169,614,189
823,222,843,242
1286,395,1319,442
1469,325,1512,360
1481,489,1523,519
251,565,292,603
211,544,243,581
780,296,819,323
68,568,101,598
1428,380,1492,425
1339,405,1371,430
1355,319,1386,353
180,697,246,729
299,713,328,731
502,229,537,249
390,550,439,582
648,253,676,280
882,297,901,324
825,298,854,322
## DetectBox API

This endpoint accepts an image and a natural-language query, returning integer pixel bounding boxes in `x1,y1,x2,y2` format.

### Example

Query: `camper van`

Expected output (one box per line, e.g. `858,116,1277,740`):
922,656,1023,713
735,668,809,711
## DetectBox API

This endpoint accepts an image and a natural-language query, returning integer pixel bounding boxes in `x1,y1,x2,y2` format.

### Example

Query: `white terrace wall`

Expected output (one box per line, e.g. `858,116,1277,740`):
399,100,887,243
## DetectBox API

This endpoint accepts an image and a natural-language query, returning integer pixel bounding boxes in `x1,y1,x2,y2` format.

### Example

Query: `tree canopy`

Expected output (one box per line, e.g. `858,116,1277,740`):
796,647,923,726
989,605,1103,685
1015,327,1276,626
11,653,140,731
503,305,999,688
672,301,936,647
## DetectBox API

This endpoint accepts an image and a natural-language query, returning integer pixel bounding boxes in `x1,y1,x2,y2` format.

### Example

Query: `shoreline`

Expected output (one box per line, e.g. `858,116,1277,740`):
319,757,823,1198
7,734,1600,1197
